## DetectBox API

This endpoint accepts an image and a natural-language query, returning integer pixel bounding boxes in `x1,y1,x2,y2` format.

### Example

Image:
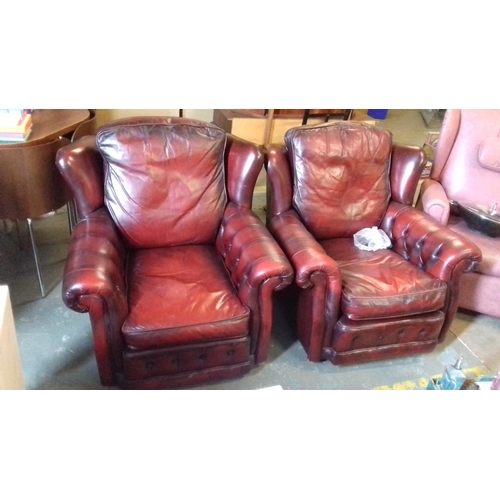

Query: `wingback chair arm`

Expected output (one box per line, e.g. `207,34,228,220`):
216,203,293,364
390,144,427,206
225,134,265,209
265,144,293,220
268,210,342,289
382,202,482,283
217,203,293,292
62,208,128,386
268,209,343,361
63,208,127,311
415,178,451,225
382,201,482,342
56,135,104,220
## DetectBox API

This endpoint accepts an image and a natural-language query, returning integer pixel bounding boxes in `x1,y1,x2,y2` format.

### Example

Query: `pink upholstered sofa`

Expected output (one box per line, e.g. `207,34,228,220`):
417,109,500,317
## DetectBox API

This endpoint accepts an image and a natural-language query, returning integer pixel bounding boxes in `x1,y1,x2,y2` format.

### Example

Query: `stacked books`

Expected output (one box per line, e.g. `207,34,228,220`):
0,109,33,143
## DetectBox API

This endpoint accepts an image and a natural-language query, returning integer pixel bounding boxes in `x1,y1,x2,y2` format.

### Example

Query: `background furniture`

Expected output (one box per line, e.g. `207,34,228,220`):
420,109,446,128
0,137,71,297
417,109,500,318
0,285,25,389
214,109,354,146
67,110,98,228
301,109,353,124
71,109,97,142
56,117,293,389
0,109,89,147
0,110,91,297
266,121,481,365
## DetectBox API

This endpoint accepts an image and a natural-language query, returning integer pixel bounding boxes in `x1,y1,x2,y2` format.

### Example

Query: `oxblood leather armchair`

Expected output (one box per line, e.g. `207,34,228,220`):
417,109,500,318
266,121,481,365
56,117,293,389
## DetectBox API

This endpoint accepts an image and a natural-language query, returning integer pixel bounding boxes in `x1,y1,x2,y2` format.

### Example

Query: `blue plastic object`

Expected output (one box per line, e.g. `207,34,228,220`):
367,109,388,120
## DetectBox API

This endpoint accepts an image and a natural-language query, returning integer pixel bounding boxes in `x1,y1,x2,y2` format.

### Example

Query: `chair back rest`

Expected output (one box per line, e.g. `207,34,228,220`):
284,121,392,239
71,109,97,142
96,117,227,248
0,137,71,219
433,109,500,209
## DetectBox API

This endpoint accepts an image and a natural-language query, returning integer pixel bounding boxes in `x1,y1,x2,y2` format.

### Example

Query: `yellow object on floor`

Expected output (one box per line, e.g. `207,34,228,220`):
373,366,489,390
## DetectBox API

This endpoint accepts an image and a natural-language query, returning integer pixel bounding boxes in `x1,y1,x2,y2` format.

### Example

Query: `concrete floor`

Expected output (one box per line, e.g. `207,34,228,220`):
2,109,499,390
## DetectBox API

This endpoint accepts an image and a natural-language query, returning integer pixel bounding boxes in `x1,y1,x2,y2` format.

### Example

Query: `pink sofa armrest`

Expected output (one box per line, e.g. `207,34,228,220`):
417,178,450,225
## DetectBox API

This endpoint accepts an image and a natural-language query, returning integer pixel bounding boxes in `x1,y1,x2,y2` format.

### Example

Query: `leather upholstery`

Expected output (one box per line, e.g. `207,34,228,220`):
56,117,293,389
97,118,227,248
266,121,481,365
320,238,448,320
285,122,391,239
417,109,500,317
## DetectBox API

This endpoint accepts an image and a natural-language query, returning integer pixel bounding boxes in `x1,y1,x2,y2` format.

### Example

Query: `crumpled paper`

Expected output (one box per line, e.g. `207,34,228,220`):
353,226,392,251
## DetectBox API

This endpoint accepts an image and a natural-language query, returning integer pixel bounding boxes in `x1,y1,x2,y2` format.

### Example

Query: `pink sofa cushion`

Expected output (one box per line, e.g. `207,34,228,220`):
478,137,500,173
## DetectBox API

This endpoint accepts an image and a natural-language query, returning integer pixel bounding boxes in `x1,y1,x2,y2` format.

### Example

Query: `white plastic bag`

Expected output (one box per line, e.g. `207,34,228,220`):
353,226,392,251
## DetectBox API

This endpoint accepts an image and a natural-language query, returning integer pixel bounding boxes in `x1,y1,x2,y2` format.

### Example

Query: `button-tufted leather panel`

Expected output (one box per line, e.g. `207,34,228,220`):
123,337,251,382
122,245,249,350
284,121,392,239
331,311,444,352
97,117,227,248
321,238,447,320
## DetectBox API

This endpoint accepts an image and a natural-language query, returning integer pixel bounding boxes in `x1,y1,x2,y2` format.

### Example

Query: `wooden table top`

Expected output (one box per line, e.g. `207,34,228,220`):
0,109,90,148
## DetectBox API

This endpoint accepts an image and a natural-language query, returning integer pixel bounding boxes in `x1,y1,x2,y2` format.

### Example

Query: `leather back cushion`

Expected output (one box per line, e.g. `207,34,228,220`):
285,122,392,239
96,117,227,248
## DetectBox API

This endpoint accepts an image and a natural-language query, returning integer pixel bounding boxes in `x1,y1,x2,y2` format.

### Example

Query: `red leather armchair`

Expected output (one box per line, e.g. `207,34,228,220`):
56,117,293,389
417,109,500,318
266,121,481,365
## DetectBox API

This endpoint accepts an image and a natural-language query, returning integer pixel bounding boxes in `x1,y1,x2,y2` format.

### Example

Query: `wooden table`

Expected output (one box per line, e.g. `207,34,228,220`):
0,109,90,147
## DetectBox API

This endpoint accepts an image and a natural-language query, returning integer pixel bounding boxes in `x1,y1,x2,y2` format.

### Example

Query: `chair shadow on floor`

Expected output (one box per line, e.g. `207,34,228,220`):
266,286,300,363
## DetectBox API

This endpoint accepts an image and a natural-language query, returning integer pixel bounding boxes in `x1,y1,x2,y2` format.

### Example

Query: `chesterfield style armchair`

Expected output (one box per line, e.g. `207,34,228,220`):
266,121,481,365
56,117,293,389
417,109,500,318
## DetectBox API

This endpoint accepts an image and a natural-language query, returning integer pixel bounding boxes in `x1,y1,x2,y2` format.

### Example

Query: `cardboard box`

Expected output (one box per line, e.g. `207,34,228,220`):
0,285,25,390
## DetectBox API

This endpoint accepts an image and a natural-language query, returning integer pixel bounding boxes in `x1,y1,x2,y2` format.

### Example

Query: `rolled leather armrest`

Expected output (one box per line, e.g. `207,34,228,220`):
63,208,128,316
268,210,342,289
382,202,482,282
216,203,293,292
56,136,104,219
416,178,450,225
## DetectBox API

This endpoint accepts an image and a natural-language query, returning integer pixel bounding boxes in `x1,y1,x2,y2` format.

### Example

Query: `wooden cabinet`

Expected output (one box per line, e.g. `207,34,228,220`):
214,109,352,146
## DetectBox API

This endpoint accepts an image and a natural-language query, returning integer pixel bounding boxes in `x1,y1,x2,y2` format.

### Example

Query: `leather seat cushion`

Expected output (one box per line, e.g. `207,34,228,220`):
321,238,448,320
122,245,250,349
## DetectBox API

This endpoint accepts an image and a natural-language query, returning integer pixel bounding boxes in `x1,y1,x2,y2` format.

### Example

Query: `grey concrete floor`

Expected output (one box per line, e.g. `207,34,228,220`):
2,110,499,390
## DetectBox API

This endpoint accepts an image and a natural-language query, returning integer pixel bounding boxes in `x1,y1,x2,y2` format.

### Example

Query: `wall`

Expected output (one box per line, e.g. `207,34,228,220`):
96,109,214,127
